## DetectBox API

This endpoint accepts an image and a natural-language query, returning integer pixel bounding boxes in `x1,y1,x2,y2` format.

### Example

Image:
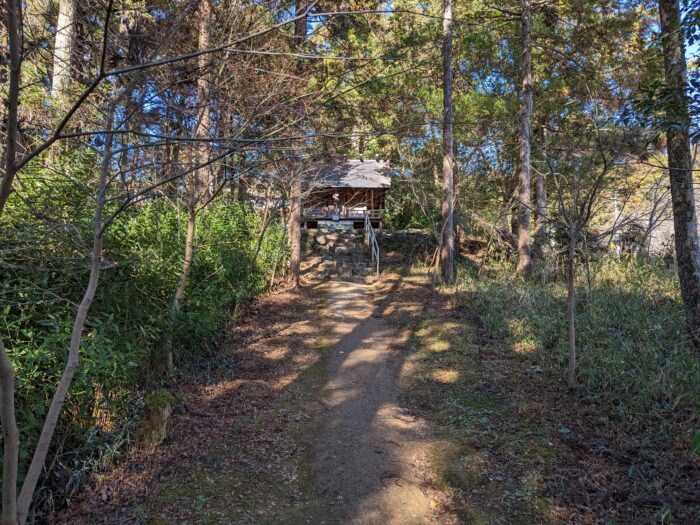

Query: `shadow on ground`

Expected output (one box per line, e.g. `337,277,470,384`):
57,286,329,524
389,265,700,524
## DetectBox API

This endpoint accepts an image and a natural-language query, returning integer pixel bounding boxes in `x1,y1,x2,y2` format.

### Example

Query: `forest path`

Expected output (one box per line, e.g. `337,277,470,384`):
306,280,433,524
56,275,452,525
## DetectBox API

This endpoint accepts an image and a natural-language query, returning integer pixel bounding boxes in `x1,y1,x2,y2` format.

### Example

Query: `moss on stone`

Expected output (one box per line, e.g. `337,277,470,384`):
145,388,174,409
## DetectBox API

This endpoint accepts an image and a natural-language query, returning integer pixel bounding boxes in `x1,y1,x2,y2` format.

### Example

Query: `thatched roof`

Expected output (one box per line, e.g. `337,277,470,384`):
313,159,392,189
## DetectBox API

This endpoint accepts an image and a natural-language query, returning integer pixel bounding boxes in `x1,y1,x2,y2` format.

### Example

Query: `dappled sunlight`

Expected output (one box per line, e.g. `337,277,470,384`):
338,350,390,368
264,347,290,361
203,378,270,396
57,284,333,524
512,341,539,354
272,372,301,391
321,386,363,408
305,277,442,524
428,338,451,353
278,319,317,336
382,304,398,315
430,368,460,384
291,351,317,367
502,317,542,356
415,325,435,338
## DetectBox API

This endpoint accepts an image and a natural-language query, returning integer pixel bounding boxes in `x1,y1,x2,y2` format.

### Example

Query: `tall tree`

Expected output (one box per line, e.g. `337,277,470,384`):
288,1,308,289
440,0,455,285
51,0,77,99
658,0,700,349
163,0,213,373
516,0,533,275
193,0,213,200
533,121,547,256
1,0,22,519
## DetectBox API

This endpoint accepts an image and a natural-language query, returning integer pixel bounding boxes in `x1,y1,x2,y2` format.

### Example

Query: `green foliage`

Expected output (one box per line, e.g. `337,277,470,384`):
383,178,435,230
0,153,289,505
456,256,700,430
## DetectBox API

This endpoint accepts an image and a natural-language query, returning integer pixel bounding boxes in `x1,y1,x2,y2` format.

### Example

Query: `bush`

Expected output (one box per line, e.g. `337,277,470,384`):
0,152,289,513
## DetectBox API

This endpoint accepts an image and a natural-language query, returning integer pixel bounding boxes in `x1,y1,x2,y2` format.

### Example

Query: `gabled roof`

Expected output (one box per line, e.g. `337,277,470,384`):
313,159,392,189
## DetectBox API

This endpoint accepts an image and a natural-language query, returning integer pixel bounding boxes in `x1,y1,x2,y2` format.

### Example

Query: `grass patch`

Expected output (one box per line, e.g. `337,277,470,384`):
457,255,700,434
392,254,700,523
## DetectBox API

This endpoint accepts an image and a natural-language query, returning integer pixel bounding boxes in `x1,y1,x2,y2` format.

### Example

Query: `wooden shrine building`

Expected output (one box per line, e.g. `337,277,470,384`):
303,159,391,230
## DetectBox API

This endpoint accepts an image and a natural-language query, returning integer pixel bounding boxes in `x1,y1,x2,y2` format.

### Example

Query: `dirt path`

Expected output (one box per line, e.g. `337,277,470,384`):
55,260,700,524
308,280,433,524
55,276,452,525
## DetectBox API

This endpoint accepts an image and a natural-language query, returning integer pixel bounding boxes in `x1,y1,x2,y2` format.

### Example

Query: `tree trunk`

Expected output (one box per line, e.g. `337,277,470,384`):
440,0,455,285
163,207,196,373
289,176,302,288
517,0,533,275
51,0,76,99
18,237,104,525
0,338,19,525
0,0,22,216
193,0,212,201
1,3,22,520
567,232,576,388
289,1,308,289
16,101,115,525
659,0,700,350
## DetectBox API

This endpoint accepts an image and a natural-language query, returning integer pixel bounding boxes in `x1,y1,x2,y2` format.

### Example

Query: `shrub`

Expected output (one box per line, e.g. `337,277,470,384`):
0,155,289,512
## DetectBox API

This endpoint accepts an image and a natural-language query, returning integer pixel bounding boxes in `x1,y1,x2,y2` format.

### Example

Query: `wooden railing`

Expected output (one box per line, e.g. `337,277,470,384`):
364,214,380,276
303,208,383,220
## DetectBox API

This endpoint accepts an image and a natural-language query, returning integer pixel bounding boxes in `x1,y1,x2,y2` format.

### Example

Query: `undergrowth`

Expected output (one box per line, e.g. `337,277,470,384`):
457,255,700,435
0,159,289,520
398,253,700,522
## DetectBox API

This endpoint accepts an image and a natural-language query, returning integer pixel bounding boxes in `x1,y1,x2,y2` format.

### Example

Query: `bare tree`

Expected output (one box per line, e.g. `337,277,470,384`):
16,100,115,525
288,0,310,289
163,0,214,373
1,1,23,518
0,1,319,518
547,100,624,387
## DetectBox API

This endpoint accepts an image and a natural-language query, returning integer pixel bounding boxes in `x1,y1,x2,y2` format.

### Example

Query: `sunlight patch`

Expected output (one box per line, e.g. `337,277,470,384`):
416,326,434,338
431,368,459,383
279,320,316,336
513,341,538,354
427,339,450,352
273,372,299,390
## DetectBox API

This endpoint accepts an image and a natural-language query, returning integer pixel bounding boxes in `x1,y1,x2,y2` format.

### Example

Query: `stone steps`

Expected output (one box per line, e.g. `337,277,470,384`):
303,227,375,284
